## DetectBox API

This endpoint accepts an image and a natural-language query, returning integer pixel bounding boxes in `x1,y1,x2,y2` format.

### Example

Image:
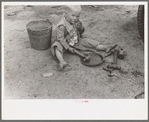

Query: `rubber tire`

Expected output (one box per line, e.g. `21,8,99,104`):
137,5,144,42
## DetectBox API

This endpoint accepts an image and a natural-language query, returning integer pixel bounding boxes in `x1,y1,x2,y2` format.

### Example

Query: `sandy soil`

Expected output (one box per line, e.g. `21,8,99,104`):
4,5,144,99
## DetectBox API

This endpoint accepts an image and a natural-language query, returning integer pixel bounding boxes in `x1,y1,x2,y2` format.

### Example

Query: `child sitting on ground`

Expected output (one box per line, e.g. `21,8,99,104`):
51,5,117,71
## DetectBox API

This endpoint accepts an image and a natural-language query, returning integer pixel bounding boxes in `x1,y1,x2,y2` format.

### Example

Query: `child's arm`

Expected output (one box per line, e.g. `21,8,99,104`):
57,25,70,50
57,25,74,53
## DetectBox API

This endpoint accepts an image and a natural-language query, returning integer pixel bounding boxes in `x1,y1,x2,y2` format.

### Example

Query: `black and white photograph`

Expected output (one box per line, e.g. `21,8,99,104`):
2,1,148,120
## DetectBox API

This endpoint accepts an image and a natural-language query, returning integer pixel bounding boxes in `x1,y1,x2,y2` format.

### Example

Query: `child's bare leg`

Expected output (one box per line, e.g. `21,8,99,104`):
55,48,67,69
96,44,117,53
96,45,109,51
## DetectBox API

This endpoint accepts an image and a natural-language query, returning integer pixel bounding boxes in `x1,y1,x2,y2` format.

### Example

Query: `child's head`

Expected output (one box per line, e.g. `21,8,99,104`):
65,5,82,24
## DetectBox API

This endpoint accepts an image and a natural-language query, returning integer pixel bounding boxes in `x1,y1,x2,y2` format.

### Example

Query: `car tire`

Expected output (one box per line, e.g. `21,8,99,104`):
137,5,144,42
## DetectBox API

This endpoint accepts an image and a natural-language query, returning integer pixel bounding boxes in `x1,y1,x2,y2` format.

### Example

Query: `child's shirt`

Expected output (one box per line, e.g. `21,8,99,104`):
55,17,85,50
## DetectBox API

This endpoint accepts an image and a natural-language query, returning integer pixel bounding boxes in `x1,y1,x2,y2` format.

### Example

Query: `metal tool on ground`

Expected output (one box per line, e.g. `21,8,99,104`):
108,73,119,78
107,46,121,70
103,46,121,77
104,49,115,57
80,52,104,66
103,66,119,78
107,64,121,70
117,47,124,59
73,49,90,62
113,47,118,64
103,67,113,73
75,45,118,67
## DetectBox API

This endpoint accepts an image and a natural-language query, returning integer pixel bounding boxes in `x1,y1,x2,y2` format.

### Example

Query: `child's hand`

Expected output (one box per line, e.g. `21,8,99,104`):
68,47,74,53
74,20,82,29
74,20,85,35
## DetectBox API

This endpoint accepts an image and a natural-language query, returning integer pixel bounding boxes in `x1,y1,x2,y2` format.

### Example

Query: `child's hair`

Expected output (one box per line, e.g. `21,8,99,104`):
62,5,82,17
67,5,82,12
63,5,82,14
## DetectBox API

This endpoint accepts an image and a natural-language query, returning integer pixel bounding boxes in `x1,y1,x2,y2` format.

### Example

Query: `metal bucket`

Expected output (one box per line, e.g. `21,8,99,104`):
26,19,52,50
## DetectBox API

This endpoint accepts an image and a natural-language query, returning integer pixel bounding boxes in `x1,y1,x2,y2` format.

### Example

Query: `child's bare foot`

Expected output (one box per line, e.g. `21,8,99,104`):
59,62,67,69
106,44,118,53
58,62,72,71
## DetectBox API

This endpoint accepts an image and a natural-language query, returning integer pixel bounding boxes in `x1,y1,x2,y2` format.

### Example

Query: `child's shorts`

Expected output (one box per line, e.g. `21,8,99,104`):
51,41,66,58
51,37,101,58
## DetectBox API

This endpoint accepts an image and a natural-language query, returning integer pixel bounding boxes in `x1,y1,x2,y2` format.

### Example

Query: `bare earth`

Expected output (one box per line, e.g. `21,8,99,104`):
4,5,144,99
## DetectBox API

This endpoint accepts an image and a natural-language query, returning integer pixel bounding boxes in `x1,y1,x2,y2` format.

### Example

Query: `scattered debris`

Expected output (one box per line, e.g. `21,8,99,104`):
119,69,128,75
131,70,144,77
42,73,53,77
15,29,25,32
134,92,144,99
27,5,33,7
7,12,16,16
91,5,99,8
51,6,62,9
34,94,37,98
126,10,131,13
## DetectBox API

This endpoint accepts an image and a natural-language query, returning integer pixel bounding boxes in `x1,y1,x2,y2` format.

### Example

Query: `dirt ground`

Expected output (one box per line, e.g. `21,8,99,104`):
4,5,144,99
